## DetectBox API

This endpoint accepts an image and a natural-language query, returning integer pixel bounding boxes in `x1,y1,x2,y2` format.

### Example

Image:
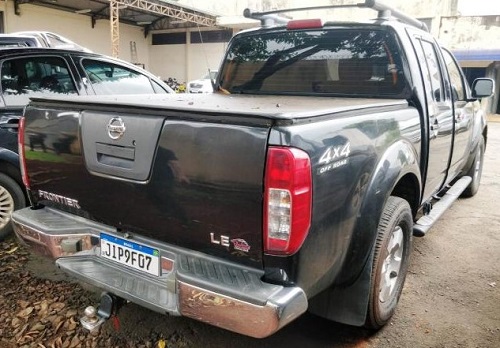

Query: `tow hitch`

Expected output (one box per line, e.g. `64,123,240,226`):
80,293,126,332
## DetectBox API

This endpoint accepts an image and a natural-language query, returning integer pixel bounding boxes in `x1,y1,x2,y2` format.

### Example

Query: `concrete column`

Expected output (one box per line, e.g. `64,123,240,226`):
185,30,190,84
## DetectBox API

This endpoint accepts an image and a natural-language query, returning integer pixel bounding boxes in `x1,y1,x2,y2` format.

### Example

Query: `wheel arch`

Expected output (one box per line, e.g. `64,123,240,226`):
0,157,22,186
391,172,421,217
0,155,28,240
463,125,487,177
482,124,487,148
308,139,421,326
0,150,27,202
338,139,421,284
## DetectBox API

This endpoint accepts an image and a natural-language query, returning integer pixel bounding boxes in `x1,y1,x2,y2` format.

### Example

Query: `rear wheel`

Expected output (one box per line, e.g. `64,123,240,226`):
365,196,413,329
0,173,26,241
462,137,485,198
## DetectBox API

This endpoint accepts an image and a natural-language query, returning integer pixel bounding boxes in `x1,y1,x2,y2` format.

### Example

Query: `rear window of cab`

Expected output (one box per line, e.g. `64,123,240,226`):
219,28,408,97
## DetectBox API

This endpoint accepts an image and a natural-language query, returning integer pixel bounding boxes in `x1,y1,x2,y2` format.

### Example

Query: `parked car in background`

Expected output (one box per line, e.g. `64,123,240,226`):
186,70,217,93
0,47,174,241
10,31,91,52
0,34,41,48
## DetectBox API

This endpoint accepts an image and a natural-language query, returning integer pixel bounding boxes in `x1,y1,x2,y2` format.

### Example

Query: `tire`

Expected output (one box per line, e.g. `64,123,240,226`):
365,196,413,329
462,137,485,198
0,173,26,241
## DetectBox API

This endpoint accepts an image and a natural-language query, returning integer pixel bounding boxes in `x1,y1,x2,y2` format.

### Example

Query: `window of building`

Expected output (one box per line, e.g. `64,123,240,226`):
190,30,233,44
152,32,187,45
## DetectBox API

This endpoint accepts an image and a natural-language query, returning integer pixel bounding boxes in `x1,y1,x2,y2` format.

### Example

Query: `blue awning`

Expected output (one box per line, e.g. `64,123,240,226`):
453,49,500,61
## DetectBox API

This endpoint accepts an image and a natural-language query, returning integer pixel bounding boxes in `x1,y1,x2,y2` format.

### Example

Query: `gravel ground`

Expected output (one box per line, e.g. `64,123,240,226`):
0,123,499,348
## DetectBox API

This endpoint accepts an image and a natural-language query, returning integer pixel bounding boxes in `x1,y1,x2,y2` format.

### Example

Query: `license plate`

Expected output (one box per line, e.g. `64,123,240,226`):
100,233,160,276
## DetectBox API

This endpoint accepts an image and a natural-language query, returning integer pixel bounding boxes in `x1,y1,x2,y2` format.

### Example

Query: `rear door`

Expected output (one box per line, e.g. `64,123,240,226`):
408,31,454,201
441,48,475,177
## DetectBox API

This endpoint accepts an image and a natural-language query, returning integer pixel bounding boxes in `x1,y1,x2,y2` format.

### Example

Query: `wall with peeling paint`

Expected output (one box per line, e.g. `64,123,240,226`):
439,16,500,50
0,2,150,68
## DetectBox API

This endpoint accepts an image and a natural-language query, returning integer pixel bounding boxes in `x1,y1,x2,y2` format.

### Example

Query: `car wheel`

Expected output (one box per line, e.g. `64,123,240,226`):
462,137,485,198
0,173,26,241
365,196,413,329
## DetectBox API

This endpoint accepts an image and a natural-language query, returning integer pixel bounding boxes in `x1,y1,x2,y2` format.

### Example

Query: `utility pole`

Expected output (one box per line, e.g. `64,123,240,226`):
110,0,120,58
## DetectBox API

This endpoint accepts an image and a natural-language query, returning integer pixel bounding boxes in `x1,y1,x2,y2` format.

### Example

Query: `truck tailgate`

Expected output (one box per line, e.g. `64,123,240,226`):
22,103,270,268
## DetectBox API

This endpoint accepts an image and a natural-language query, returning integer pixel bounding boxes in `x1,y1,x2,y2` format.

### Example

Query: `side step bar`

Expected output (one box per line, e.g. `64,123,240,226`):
413,176,472,237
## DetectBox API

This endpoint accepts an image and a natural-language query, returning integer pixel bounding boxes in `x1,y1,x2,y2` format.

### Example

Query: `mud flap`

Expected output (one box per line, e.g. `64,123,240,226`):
308,252,373,326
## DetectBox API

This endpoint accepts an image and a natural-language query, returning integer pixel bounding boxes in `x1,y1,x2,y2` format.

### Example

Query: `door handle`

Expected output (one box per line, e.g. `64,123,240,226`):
0,123,19,130
0,118,20,130
430,119,440,139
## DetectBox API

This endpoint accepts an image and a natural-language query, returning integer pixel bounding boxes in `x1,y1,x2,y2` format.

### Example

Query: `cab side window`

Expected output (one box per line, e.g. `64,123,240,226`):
82,59,156,95
420,40,445,102
0,56,77,106
442,49,465,101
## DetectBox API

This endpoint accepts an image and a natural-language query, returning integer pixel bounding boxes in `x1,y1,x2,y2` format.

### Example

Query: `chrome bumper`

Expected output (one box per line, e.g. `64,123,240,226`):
12,207,307,338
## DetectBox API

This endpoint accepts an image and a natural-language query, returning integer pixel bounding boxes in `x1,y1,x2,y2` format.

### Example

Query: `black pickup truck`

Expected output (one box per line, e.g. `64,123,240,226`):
12,1,494,338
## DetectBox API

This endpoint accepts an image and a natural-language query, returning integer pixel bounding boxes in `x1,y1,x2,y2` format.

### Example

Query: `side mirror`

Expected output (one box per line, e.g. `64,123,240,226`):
471,78,494,99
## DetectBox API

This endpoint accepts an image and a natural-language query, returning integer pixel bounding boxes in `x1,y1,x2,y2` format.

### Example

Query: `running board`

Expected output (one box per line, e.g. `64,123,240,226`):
413,176,472,237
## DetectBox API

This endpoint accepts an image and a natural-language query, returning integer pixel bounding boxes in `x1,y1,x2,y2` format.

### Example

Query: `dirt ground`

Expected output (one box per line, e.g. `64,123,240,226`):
1,123,499,348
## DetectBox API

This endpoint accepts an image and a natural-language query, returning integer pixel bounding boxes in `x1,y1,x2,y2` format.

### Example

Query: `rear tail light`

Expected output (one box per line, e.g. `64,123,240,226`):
264,147,312,255
18,116,30,189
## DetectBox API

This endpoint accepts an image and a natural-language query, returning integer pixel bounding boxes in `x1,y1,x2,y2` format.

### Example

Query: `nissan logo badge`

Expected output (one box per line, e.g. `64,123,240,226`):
107,117,126,140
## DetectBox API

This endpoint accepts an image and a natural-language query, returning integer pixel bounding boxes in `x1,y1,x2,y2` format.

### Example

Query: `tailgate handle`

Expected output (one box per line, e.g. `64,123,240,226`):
96,142,135,169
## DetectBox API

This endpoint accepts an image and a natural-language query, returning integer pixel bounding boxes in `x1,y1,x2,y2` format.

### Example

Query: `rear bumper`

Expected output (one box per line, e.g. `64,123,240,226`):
12,207,307,338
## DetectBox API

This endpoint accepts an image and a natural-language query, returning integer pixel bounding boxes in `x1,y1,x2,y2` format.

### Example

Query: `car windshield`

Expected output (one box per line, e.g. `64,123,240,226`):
219,28,408,97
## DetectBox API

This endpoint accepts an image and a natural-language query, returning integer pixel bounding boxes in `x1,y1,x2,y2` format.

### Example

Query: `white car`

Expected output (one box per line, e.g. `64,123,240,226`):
11,31,91,52
187,70,218,93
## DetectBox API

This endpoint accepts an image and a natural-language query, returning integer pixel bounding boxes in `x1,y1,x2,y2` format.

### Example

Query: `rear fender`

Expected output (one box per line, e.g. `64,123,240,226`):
0,148,22,183
338,139,421,284
309,139,421,326
463,114,487,175
0,148,20,169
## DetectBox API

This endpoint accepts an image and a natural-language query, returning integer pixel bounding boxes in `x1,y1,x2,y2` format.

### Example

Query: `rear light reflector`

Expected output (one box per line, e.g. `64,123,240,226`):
264,147,312,255
287,19,323,30
18,116,30,189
